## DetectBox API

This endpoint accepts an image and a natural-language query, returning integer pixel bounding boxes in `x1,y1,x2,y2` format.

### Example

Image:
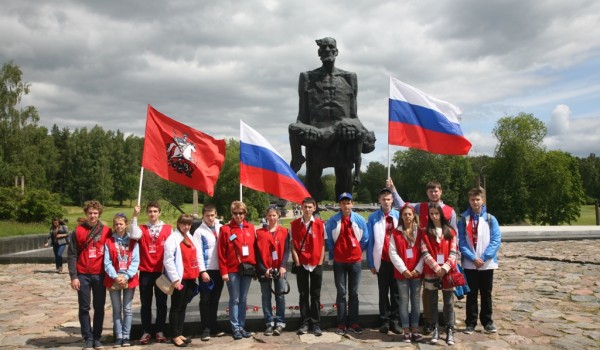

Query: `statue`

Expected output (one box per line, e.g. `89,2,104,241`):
289,37,376,202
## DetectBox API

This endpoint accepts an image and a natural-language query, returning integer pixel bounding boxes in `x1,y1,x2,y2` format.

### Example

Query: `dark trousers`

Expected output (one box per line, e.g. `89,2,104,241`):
464,269,494,327
53,243,67,270
333,261,362,326
199,270,224,332
377,260,400,325
169,279,195,337
77,273,106,340
296,265,323,326
139,271,168,334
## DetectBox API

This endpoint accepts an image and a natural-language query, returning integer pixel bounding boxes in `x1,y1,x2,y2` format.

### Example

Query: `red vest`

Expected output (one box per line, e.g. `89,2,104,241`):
422,229,456,276
74,223,111,275
392,228,423,280
256,226,289,269
291,218,325,266
218,220,257,275
138,224,171,272
181,240,200,280
103,237,140,288
419,202,454,229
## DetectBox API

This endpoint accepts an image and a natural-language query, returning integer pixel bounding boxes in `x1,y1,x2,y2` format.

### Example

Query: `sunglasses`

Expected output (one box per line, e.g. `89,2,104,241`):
232,212,245,216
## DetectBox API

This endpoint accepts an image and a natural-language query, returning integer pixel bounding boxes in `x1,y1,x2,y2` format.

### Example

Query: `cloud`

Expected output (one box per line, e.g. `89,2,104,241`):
2,0,600,165
548,104,571,136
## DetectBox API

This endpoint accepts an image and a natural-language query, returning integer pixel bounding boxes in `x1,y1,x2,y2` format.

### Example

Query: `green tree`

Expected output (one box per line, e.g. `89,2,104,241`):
355,161,387,203
488,113,546,224
579,153,600,203
528,151,584,225
391,149,474,211
0,62,59,189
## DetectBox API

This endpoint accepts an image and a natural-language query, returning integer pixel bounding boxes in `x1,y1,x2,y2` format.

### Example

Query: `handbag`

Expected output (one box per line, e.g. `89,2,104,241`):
290,265,302,274
239,262,256,277
155,273,175,295
442,266,467,289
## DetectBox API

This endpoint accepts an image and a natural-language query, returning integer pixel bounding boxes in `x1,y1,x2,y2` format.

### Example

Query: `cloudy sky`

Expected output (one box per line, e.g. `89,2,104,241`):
2,0,599,171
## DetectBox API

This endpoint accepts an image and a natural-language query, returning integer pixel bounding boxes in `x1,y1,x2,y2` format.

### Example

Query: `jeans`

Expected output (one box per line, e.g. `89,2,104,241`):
139,271,168,334
397,279,421,329
259,277,286,327
296,265,322,326
109,288,136,339
464,269,494,327
226,271,253,331
77,273,106,340
377,260,400,325
199,270,224,332
333,261,362,326
426,283,455,328
53,243,67,270
169,279,195,337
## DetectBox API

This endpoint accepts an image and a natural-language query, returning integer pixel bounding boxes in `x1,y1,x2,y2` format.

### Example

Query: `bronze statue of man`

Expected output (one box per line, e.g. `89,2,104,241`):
289,37,375,202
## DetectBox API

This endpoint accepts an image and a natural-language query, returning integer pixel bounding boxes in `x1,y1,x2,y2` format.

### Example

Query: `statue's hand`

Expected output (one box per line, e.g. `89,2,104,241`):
337,123,359,141
302,128,320,143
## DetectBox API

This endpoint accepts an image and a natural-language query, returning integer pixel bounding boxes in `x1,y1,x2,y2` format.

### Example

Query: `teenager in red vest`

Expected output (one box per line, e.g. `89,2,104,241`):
218,201,257,340
103,213,140,347
130,202,172,345
387,178,457,333
291,197,325,336
421,204,458,346
256,206,290,336
67,200,112,350
389,204,424,343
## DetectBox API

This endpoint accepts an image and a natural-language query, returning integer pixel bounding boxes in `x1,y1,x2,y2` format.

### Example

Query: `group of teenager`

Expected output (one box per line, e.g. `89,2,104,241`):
66,178,501,349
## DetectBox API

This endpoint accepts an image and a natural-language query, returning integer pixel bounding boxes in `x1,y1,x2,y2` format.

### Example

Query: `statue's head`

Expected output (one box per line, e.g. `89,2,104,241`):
316,37,338,63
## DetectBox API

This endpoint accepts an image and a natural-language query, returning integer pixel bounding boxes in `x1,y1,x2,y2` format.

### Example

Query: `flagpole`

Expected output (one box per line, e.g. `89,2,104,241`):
387,77,391,180
137,167,145,206
239,183,243,202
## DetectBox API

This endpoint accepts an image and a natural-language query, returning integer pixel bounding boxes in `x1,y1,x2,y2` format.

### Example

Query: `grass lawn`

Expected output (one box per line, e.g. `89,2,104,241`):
1,204,597,238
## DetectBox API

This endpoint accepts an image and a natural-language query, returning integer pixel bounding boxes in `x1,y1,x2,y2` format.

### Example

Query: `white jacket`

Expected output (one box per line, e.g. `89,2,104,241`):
163,229,201,283
192,220,222,271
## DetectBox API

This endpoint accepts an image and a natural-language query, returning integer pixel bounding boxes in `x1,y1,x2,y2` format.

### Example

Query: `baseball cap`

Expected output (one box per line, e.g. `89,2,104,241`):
338,192,353,201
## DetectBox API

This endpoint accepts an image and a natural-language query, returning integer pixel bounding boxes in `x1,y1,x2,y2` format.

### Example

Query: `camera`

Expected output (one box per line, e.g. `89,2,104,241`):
434,280,443,290
270,268,280,280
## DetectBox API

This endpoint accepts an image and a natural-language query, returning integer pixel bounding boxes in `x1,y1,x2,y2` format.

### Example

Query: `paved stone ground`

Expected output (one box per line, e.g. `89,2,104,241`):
1,240,599,349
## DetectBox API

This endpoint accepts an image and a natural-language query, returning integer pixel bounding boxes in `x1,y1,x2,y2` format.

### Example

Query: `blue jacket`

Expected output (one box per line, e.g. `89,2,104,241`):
458,205,501,269
325,211,369,261
366,208,399,271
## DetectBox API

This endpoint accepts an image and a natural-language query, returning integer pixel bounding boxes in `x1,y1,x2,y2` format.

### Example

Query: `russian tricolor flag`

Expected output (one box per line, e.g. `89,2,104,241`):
240,121,311,204
388,77,472,155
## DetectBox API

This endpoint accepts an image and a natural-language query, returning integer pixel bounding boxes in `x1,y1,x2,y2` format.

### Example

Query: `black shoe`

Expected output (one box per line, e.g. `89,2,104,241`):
211,329,226,337
379,323,389,334
273,325,283,336
484,323,497,333
121,338,131,347
297,323,309,335
201,329,211,341
390,322,402,335
464,325,475,334
93,340,104,349
312,324,322,336
423,323,432,335
430,326,439,344
183,337,192,344
446,327,455,345
171,339,188,347
232,330,242,340
264,326,274,336
241,329,252,338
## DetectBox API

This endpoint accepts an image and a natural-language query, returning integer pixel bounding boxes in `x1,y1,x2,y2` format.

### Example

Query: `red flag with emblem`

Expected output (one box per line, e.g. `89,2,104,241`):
142,105,226,196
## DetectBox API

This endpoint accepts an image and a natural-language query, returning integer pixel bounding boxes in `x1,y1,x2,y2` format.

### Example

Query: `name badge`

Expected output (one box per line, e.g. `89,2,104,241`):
406,249,414,259
88,247,97,259
242,245,249,256
148,242,157,254
436,254,445,264
229,234,237,242
272,250,279,261
118,259,128,270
